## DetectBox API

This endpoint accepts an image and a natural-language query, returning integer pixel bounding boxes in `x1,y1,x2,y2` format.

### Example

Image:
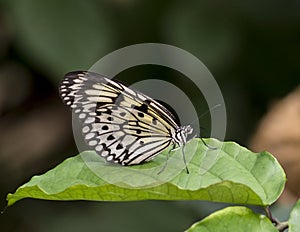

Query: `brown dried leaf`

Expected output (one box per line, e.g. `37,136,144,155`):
250,85,300,204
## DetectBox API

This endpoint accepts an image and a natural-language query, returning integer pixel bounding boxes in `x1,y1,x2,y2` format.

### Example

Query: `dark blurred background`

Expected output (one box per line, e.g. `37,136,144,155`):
0,0,299,231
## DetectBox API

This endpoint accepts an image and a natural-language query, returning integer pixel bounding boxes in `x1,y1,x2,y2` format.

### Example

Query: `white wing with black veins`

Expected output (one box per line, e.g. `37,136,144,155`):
59,71,180,165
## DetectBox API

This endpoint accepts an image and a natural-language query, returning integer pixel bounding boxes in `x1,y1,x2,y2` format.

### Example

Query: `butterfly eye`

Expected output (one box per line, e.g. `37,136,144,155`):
186,125,193,134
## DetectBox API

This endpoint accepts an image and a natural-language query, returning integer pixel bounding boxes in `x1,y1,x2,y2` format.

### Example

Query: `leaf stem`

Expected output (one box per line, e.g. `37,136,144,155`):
276,221,289,232
264,206,288,232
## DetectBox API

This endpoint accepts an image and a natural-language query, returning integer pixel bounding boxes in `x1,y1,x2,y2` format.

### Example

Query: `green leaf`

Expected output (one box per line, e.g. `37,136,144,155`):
185,206,277,232
6,138,285,206
288,199,300,232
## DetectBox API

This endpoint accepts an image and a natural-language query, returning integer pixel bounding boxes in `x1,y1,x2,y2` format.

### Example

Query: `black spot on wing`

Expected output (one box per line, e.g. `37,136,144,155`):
107,134,115,140
116,143,123,150
137,112,144,118
102,125,109,130
132,103,148,113
119,112,126,117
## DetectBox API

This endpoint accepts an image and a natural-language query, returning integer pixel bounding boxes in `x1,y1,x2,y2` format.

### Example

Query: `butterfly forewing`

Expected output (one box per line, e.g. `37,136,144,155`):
59,71,180,165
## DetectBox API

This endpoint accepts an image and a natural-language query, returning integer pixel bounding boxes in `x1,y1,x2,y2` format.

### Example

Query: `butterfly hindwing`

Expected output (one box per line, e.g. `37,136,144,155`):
59,71,180,165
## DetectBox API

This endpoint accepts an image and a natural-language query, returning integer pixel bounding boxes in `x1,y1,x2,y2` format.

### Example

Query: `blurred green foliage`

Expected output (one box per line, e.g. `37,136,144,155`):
6,0,116,81
0,0,299,231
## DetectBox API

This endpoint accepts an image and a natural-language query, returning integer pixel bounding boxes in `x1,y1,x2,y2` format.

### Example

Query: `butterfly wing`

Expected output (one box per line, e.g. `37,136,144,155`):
59,71,180,165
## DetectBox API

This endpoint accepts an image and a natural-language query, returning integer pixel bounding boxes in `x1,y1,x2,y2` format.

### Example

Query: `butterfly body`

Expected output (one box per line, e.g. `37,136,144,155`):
59,71,193,167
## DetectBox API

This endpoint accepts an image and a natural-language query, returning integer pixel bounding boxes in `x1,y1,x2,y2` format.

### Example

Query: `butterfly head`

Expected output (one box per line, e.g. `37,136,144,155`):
174,125,193,147
182,125,193,136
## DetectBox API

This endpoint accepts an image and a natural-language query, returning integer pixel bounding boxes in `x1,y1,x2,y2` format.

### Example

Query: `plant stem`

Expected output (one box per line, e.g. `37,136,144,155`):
276,221,289,232
264,206,289,231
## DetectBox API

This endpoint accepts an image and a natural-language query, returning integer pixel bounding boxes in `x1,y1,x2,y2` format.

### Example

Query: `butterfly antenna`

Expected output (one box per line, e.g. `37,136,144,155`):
188,104,222,127
182,144,190,174
199,104,221,118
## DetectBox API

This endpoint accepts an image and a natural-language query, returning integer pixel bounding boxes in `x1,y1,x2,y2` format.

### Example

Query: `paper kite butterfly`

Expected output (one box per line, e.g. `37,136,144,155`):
59,71,194,173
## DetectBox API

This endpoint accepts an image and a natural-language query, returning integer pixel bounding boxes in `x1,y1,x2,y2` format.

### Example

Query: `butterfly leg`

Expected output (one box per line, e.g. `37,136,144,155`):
182,144,190,174
200,137,217,150
157,143,177,175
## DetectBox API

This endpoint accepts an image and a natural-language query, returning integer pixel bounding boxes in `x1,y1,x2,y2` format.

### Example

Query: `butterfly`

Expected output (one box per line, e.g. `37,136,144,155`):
59,71,194,173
